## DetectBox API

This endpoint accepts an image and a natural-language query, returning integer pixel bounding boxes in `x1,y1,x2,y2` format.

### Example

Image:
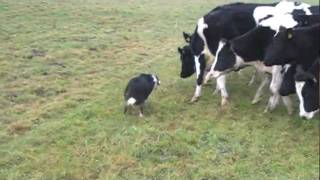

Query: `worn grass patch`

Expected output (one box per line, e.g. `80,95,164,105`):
0,0,319,179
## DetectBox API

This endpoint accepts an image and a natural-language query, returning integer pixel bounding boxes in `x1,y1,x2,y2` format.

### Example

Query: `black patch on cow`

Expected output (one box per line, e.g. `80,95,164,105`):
279,65,296,96
292,9,307,16
232,26,275,62
300,80,319,112
214,42,236,71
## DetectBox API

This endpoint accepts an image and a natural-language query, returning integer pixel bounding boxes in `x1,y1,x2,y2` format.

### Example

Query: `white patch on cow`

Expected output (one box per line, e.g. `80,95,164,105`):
196,17,214,61
263,65,283,112
127,97,136,106
250,61,273,74
234,53,245,70
253,6,276,24
295,81,319,119
283,64,291,73
255,1,311,28
205,40,226,80
194,55,201,78
259,14,298,32
269,65,283,94
275,0,311,15
197,17,208,49
195,85,201,97
217,75,228,98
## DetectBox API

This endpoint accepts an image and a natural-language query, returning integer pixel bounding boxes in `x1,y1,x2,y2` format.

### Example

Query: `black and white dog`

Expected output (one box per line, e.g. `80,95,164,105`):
124,74,160,117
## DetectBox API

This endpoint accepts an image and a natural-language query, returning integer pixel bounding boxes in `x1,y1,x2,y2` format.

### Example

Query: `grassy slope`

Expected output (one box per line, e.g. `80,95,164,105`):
0,0,319,179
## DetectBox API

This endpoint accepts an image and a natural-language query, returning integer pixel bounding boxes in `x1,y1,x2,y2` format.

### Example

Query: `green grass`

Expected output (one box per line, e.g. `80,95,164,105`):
0,0,319,179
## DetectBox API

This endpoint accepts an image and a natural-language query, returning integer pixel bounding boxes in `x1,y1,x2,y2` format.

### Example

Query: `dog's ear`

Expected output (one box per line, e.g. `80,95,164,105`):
183,32,191,43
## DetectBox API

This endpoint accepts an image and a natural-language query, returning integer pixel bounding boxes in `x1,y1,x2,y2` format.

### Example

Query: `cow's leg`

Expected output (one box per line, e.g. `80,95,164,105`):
216,75,229,106
282,96,293,115
204,61,214,84
139,104,144,118
124,105,128,114
251,74,269,104
264,66,283,113
248,69,260,86
264,94,280,113
213,82,220,95
191,54,206,102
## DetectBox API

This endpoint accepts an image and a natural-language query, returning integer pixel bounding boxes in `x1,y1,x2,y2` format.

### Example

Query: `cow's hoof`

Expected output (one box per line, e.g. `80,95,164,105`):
221,97,229,106
213,89,219,95
204,78,211,85
287,110,294,116
190,96,199,103
251,98,260,105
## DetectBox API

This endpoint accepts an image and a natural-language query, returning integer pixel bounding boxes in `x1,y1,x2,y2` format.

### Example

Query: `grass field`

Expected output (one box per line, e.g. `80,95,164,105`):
0,0,319,179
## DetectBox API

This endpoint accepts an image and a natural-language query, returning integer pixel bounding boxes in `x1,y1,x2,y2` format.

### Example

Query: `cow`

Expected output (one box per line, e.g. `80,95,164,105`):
204,10,318,114
269,15,320,99
124,73,160,117
178,1,312,105
295,60,319,119
262,24,319,118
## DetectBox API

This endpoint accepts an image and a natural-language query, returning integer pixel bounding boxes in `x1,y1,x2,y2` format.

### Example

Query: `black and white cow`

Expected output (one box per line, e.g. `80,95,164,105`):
178,1,312,105
295,61,319,119
270,15,320,98
263,24,319,118
205,7,318,114
124,73,160,117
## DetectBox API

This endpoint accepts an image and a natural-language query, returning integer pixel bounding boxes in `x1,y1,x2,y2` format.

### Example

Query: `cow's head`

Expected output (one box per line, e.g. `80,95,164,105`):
177,45,195,78
294,65,319,119
264,27,297,66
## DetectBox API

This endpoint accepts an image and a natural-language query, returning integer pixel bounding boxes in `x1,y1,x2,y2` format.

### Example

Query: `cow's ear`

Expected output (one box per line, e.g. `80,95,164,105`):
177,47,183,54
287,28,293,40
279,26,287,32
221,38,230,47
221,38,228,44
183,32,191,43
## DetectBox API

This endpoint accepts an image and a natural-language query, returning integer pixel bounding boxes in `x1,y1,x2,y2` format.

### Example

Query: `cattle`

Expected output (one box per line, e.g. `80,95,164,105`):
204,9,318,114
262,24,319,118
178,1,313,105
295,60,319,119
124,74,160,117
